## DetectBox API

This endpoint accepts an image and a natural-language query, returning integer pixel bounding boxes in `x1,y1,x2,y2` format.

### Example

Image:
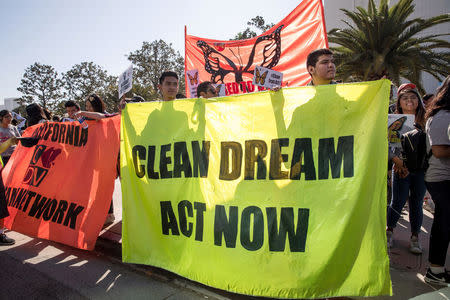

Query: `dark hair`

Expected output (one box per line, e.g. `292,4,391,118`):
159,71,178,84
422,94,434,102
306,48,333,73
426,75,450,120
176,93,186,99
26,103,48,126
65,100,80,110
395,87,425,126
130,95,145,102
86,93,105,113
52,115,61,122
0,110,11,121
197,81,213,97
43,107,52,120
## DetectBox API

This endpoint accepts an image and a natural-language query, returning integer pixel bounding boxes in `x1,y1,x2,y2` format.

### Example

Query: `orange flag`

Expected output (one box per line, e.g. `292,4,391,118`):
185,0,328,97
1,116,120,250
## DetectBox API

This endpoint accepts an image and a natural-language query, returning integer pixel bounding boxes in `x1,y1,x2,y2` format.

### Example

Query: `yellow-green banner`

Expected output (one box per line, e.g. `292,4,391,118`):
121,80,392,299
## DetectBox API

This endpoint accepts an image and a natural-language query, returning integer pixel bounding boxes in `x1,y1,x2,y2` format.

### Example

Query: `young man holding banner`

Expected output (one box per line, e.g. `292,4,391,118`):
158,71,180,101
63,101,80,122
306,48,337,86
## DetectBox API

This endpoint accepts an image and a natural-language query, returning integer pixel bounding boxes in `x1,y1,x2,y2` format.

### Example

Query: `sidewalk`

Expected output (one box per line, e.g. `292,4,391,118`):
377,206,450,299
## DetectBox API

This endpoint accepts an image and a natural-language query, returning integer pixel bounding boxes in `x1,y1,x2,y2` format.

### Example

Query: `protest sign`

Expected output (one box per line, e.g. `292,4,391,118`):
119,65,133,99
388,114,415,149
213,84,226,97
187,69,199,98
120,80,392,298
252,66,283,89
11,111,26,129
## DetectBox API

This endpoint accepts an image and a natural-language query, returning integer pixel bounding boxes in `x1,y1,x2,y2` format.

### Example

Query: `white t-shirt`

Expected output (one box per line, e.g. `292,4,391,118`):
0,125,21,157
425,110,450,182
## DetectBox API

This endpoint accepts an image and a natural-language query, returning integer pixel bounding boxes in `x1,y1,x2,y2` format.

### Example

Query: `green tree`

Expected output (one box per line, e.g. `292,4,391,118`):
62,62,118,111
17,62,63,111
232,16,275,40
328,0,450,92
102,76,121,112
127,40,185,100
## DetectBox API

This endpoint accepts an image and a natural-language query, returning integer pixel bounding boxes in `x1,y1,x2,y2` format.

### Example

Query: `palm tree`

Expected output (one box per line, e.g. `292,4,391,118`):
328,0,450,93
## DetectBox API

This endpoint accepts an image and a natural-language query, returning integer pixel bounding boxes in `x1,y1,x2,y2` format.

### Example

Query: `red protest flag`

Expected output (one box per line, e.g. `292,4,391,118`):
185,0,328,97
1,116,120,250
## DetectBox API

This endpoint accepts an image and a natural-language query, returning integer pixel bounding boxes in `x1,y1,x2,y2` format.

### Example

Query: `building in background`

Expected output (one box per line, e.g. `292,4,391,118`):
323,0,449,93
0,97,20,111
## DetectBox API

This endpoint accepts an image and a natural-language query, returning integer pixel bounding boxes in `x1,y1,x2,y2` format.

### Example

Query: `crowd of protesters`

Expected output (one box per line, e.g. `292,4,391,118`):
384,77,449,285
0,48,448,286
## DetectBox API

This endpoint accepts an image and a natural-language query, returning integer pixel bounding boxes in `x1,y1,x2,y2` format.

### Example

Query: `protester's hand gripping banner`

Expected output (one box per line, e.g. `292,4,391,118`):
185,0,328,98
121,80,392,298
2,116,120,250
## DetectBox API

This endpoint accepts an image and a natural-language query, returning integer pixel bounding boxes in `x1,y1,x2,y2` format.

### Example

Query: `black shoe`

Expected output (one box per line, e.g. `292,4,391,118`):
0,233,15,246
424,268,450,286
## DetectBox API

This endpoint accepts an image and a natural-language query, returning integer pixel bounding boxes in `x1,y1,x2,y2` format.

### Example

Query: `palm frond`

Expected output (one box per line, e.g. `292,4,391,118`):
328,0,450,86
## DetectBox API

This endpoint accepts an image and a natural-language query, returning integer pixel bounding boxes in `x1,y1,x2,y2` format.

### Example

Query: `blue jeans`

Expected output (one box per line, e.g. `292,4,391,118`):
387,170,426,234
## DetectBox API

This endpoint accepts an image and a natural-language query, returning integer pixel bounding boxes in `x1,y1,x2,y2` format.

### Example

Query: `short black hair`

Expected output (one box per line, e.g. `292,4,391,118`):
0,110,10,119
159,71,179,84
306,48,333,71
64,100,80,110
197,81,213,97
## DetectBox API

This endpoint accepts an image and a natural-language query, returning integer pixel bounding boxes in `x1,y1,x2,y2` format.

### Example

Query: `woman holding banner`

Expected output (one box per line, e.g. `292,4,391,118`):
387,83,426,254
423,76,450,285
75,94,117,227
0,110,21,166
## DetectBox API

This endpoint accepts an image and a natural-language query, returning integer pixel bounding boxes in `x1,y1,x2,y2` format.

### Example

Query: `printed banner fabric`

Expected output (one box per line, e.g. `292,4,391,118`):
2,116,120,250
121,80,392,298
185,0,328,97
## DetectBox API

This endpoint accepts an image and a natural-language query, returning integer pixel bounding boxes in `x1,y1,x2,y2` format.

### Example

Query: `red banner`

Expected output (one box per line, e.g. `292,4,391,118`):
185,0,328,97
2,116,120,250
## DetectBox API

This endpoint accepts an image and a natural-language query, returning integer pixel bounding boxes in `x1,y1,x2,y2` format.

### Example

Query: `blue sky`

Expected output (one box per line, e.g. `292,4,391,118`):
0,0,304,103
